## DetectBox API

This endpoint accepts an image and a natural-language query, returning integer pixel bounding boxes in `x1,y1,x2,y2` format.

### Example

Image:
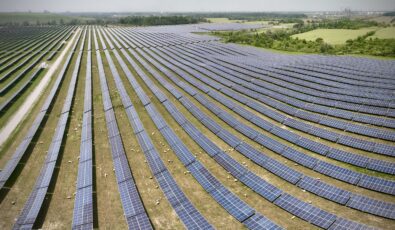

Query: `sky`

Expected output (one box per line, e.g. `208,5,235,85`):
0,0,394,12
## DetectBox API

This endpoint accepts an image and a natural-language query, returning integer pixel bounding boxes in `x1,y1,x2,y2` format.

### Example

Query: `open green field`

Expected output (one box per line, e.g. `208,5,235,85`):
292,27,395,45
371,27,395,39
291,27,377,44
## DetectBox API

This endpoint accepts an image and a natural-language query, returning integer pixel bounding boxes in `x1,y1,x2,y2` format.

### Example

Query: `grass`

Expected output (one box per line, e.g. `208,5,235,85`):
371,27,395,39
291,27,395,45
291,28,378,45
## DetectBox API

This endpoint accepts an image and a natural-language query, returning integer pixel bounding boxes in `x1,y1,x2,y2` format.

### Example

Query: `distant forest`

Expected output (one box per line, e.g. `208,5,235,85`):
119,16,208,26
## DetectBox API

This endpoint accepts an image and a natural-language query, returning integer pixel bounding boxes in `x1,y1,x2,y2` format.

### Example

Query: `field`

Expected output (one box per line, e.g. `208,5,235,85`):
292,27,395,45
0,24,394,230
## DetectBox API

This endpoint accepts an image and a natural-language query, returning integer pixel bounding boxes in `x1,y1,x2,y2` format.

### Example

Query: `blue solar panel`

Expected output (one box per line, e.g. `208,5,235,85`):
72,186,93,228
254,135,287,154
366,159,395,175
235,142,269,166
274,193,336,229
210,186,255,222
297,138,329,156
314,161,360,185
217,130,241,148
327,149,369,168
187,161,221,193
240,171,282,202
297,176,351,205
243,213,282,230
328,218,374,230
281,148,318,169
346,195,395,219
358,175,395,195
264,159,302,184
214,152,248,178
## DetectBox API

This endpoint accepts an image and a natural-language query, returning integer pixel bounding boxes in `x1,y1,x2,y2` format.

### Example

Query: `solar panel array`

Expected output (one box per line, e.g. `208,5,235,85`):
94,28,152,230
0,27,78,191
113,28,394,224
1,24,394,229
101,30,283,229
72,29,94,230
106,28,387,229
96,28,214,229
13,29,85,229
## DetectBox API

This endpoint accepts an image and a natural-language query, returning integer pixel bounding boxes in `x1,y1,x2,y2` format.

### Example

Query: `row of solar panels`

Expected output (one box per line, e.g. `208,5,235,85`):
0,28,79,193
96,32,214,228
0,30,70,95
118,27,215,49
164,44,395,152
0,26,67,64
281,65,395,91
0,27,71,83
114,33,379,229
137,45,395,197
14,30,84,229
148,46,395,173
72,29,94,230
178,43,395,136
157,44,395,158
301,63,395,84
244,55,392,99
197,45,395,125
104,36,283,229
218,62,391,110
93,31,153,229
0,26,68,48
120,34,395,221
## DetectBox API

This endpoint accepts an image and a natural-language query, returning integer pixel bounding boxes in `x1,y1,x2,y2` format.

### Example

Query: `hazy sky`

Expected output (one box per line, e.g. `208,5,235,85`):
0,0,394,12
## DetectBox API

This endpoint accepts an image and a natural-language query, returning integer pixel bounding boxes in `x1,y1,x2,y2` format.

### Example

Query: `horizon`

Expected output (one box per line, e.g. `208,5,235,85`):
1,0,394,13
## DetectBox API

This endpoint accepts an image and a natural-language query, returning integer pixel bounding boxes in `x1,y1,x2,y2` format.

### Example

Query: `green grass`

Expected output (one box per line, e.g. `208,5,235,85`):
371,27,395,39
291,27,378,45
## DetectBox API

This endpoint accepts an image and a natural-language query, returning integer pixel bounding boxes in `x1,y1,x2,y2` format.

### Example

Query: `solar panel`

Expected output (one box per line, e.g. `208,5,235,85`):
297,176,351,205
187,161,221,193
217,130,241,148
235,142,269,166
274,193,336,229
281,148,318,169
346,195,395,219
72,186,93,228
243,213,282,230
201,117,222,134
358,174,395,195
254,134,287,154
210,186,255,222
327,149,369,168
240,171,282,202
328,218,374,230
314,161,360,185
194,133,221,157
214,152,248,178
264,159,302,184
126,212,153,230
366,158,395,175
